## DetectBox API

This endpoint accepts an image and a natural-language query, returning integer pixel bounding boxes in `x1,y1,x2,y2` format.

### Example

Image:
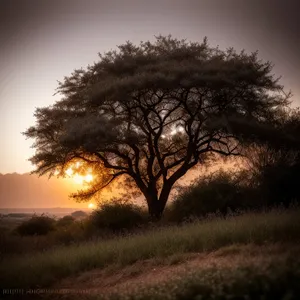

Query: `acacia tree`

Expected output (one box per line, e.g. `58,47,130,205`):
25,36,289,218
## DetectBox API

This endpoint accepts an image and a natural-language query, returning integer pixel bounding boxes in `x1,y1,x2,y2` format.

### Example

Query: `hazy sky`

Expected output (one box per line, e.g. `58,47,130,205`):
1,0,299,174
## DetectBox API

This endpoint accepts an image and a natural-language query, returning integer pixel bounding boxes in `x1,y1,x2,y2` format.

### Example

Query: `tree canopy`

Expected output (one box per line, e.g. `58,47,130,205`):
25,35,290,218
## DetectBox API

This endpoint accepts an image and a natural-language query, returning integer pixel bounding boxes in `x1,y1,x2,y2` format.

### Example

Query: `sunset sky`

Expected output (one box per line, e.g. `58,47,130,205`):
0,0,299,175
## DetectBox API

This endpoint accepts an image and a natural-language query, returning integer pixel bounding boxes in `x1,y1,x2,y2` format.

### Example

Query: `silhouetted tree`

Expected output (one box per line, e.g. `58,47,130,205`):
24,36,290,219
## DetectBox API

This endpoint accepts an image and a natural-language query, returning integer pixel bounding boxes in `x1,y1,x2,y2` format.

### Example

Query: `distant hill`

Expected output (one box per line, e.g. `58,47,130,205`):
0,173,87,209
0,160,235,209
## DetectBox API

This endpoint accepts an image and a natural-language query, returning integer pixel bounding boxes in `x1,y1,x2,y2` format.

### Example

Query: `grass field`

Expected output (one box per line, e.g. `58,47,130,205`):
1,208,300,297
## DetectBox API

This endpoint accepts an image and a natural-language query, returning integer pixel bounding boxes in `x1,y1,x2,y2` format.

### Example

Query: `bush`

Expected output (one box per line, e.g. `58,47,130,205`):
245,145,300,207
90,202,145,232
16,215,56,236
56,215,75,227
55,216,99,245
168,170,256,222
51,220,92,245
258,162,300,207
71,210,87,219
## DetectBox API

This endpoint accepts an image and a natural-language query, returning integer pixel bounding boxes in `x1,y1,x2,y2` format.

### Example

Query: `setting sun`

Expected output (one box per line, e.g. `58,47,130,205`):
65,168,73,177
85,174,93,182
64,164,94,185
73,174,84,184
71,173,94,185
88,203,96,209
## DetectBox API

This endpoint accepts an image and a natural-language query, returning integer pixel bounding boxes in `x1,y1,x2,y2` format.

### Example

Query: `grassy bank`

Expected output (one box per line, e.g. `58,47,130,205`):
92,258,300,300
1,208,300,289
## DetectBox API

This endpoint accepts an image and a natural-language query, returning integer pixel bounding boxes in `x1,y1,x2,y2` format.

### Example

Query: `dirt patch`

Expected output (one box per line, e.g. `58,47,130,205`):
52,243,300,298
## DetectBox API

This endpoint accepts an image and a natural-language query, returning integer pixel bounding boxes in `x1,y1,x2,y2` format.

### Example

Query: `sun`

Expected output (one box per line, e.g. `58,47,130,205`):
88,203,96,209
85,174,93,182
65,166,94,185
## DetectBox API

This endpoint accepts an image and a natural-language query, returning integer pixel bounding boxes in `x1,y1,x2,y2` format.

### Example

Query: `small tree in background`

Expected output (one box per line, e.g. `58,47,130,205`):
25,35,290,219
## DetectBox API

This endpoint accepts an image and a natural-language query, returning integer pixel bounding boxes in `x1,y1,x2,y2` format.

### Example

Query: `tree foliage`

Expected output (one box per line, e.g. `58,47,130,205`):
25,35,290,218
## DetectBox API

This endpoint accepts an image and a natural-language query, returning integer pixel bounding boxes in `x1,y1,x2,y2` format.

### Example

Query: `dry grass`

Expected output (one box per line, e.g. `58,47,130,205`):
53,243,300,297
1,208,300,290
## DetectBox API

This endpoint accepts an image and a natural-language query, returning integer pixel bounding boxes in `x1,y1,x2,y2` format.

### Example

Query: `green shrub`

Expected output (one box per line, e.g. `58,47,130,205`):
90,202,145,232
168,170,256,222
16,215,56,236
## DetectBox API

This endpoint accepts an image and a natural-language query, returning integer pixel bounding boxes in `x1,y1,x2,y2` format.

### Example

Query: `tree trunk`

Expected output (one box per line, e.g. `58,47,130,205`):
146,193,163,220
146,182,173,220
148,200,164,220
